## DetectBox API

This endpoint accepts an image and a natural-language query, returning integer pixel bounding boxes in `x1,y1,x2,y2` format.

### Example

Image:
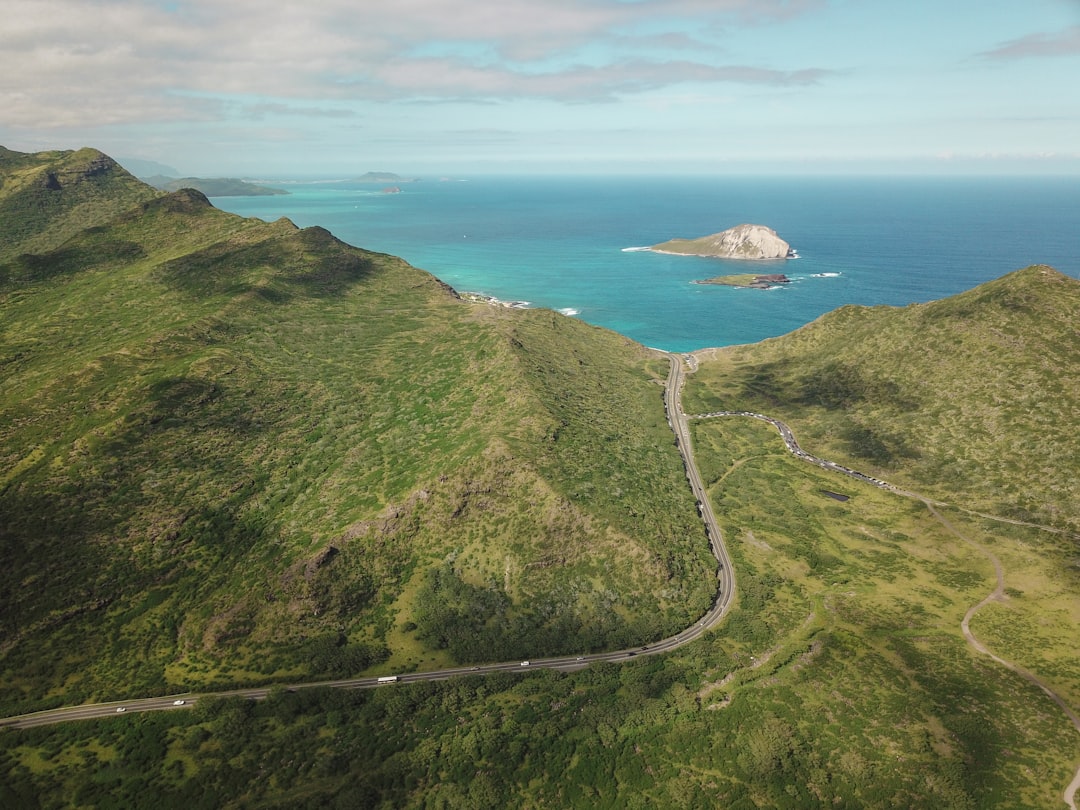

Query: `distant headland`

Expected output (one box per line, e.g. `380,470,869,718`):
143,175,287,197
355,171,417,183
649,223,795,260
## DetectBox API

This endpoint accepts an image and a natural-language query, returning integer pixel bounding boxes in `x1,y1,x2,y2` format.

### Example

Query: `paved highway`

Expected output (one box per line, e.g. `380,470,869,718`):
0,353,734,731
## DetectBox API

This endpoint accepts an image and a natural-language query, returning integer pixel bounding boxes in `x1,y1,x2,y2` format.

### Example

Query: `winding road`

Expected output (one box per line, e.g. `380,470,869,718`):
0,352,735,731
3,352,1077,809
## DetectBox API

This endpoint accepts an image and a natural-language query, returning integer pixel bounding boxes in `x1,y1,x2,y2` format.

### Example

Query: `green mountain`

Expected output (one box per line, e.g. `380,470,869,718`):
0,147,713,711
684,264,1080,532
0,146,159,261
2,147,1078,809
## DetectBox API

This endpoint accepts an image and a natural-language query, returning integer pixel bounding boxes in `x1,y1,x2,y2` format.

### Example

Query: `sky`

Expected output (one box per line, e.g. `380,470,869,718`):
3,0,1079,176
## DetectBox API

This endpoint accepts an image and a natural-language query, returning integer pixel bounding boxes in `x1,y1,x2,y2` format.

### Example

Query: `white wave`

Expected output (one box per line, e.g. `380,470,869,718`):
811,272,841,278
621,246,652,252
558,307,580,316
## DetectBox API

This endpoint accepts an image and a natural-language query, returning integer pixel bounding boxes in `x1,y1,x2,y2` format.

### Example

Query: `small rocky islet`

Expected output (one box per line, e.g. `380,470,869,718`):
648,223,797,288
694,272,792,289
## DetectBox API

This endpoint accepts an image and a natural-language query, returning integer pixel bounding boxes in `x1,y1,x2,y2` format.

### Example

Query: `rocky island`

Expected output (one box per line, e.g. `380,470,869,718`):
650,223,793,260
695,273,792,289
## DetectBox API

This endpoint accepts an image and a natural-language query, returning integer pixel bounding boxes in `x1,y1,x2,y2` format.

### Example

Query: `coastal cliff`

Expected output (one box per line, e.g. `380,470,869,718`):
651,223,791,260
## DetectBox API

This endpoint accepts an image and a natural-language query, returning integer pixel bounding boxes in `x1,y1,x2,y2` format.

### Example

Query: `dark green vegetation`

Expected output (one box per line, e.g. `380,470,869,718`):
0,147,714,713
2,146,1078,808
142,176,288,197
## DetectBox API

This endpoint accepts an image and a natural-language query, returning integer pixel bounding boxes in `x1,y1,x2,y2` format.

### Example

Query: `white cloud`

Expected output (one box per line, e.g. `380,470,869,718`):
979,24,1080,60
0,0,830,130
365,57,828,103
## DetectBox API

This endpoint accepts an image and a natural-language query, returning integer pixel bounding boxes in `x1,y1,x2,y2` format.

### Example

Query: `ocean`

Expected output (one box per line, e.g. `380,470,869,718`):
216,176,1080,353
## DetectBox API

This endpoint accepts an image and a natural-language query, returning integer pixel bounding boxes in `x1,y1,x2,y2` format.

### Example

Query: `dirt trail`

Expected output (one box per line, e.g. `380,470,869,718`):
692,405,1080,807
926,502,1080,809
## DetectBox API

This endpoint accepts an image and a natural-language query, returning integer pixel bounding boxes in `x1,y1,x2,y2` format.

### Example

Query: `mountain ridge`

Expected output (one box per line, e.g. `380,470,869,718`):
0,146,160,261
685,263,1080,531
0,146,712,711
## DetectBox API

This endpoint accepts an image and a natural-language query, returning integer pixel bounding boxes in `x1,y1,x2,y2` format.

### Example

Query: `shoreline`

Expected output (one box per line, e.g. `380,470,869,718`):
642,246,791,260
460,291,579,317
460,291,530,309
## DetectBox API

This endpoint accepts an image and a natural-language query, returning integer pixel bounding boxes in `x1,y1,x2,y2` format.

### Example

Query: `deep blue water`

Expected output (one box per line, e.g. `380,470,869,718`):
217,176,1080,352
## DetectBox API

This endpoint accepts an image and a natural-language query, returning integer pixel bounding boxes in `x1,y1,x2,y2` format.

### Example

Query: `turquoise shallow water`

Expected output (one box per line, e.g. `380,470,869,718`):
218,176,1080,352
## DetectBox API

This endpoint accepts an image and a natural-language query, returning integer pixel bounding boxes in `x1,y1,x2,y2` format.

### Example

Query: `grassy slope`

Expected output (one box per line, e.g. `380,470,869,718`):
680,417,1080,809
3,148,1077,807
0,146,159,261
674,268,1080,806
4,407,1075,809
684,265,1080,532
0,149,713,711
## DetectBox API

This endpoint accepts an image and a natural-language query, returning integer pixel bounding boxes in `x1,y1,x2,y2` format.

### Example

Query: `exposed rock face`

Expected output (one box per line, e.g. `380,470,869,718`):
651,223,791,260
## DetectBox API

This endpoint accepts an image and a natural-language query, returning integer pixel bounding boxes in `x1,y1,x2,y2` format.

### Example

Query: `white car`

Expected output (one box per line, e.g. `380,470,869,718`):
172,699,185,706
115,707,126,713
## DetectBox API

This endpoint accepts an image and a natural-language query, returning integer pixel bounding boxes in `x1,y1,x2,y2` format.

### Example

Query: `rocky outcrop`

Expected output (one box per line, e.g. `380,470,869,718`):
695,272,792,289
739,273,792,288
651,223,791,260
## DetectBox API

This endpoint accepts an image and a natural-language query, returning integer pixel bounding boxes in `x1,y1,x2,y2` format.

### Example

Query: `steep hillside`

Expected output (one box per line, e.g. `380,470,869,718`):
0,149,713,712
683,265,1080,530
0,146,159,261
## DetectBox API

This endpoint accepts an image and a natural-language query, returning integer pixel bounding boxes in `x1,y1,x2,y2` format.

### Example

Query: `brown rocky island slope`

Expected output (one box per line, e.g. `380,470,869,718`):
650,223,793,260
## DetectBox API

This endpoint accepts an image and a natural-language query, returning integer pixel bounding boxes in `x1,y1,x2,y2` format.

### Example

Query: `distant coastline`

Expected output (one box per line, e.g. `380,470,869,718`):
143,175,287,197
